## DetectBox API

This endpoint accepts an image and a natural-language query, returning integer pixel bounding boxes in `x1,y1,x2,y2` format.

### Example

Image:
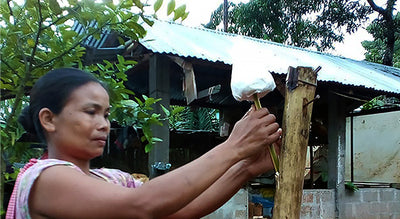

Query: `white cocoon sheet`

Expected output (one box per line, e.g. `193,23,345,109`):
230,39,276,102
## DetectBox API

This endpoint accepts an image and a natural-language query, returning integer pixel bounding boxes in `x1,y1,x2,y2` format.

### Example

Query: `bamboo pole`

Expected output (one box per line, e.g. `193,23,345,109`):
273,66,318,219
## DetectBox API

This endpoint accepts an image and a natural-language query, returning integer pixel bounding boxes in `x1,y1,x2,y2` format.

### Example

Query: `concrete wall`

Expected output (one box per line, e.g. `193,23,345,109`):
301,188,400,219
343,188,400,219
301,189,335,219
203,188,400,219
202,188,248,219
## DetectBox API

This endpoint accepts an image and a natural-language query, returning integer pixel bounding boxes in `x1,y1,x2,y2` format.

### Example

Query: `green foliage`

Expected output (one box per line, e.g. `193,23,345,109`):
345,181,359,192
0,0,188,213
167,0,175,15
86,55,164,153
154,0,163,13
361,95,400,110
162,105,186,129
165,106,219,132
1,98,31,152
362,12,400,67
204,0,372,51
0,0,188,160
120,94,165,153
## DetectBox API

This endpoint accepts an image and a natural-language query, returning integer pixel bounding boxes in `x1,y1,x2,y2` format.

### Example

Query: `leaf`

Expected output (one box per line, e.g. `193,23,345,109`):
152,137,163,143
182,12,189,21
167,0,175,16
345,182,359,192
174,4,186,20
129,22,147,38
161,105,170,117
145,144,152,153
92,32,101,40
0,81,15,90
154,0,163,13
27,38,35,47
121,99,139,108
117,54,125,64
117,36,125,46
49,0,62,15
67,0,78,5
144,97,160,107
134,97,143,105
62,30,78,41
132,0,144,10
141,15,154,26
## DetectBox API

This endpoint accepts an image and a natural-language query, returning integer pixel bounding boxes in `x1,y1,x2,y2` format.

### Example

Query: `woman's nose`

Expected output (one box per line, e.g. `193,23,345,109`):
98,116,110,132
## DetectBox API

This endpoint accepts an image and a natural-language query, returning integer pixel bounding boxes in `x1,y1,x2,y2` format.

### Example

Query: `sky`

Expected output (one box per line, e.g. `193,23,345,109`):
152,0,390,61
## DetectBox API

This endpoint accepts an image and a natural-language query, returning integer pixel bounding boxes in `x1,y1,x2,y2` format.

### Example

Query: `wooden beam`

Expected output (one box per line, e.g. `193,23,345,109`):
273,66,318,219
168,56,198,104
197,84,221,100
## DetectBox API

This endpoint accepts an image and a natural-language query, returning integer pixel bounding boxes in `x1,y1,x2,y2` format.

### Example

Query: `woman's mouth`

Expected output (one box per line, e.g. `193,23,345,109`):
93,137,107,146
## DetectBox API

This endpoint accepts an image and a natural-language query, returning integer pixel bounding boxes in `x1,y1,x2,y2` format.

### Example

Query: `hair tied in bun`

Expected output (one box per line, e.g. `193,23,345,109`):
18,106,36,134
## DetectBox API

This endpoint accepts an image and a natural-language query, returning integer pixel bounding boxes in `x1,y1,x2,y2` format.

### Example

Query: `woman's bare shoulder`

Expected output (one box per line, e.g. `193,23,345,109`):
29,165,141,219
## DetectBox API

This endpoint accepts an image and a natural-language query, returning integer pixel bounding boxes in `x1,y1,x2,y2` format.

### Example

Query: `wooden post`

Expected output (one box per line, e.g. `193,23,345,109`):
273,66,317,219
148,54,170,177
327,92,346,218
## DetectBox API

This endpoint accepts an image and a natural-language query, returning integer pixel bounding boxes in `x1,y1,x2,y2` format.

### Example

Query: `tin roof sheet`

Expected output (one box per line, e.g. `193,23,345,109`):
139,20,400,94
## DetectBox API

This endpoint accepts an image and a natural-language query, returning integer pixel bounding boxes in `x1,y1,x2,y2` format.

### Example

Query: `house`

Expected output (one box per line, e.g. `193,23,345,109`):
87,19,400,218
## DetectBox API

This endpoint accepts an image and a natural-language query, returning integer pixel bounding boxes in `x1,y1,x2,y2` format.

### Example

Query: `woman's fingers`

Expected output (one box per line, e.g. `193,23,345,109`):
252,107,270,118
227,106,282,160
261,113,276,126
263,123,281,144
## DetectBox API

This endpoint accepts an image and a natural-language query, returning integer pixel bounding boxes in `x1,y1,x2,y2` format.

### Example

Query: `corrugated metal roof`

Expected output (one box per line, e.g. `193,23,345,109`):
139,19,400,94
72,21,110,48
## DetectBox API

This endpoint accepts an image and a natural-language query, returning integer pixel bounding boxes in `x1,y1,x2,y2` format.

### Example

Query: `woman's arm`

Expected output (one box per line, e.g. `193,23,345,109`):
29,107,280,219
161,161,253,219
29,140,239,219
162,138,281,219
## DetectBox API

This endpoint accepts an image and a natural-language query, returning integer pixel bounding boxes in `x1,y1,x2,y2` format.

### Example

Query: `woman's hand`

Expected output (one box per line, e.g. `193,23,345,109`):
241,137,282,178
226,106,281,160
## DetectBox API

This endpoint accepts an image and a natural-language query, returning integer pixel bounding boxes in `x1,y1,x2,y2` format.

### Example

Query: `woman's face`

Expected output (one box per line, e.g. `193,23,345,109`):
49,82,110,160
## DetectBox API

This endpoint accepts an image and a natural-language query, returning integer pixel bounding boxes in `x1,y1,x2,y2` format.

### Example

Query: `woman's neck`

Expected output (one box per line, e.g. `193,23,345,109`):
47,149,92,175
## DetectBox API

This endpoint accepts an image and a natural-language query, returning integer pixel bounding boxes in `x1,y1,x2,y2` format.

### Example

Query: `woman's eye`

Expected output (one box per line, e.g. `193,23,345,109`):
104,113,110,119
86,110,96,115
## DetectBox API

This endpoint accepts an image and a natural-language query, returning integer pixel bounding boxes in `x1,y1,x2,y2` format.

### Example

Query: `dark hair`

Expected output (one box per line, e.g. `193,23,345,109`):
18,68,108,143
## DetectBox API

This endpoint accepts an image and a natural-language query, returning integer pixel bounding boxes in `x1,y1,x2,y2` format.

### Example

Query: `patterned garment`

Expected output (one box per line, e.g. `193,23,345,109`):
6,159,143,219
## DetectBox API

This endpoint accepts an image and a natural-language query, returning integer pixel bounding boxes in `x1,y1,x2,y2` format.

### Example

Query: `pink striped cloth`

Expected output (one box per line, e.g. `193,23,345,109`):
6,153,142,219
6,152,48,219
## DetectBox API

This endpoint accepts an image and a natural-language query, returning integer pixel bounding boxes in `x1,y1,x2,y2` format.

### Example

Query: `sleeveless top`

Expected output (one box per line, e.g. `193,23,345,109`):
6,159,143,219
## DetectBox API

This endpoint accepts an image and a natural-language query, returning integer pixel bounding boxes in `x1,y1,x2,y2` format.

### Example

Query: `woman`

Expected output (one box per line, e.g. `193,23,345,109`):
7,68,281,219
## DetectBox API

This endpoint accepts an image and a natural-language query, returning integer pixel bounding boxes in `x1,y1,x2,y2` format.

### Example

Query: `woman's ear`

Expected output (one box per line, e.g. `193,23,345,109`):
39,108,56,132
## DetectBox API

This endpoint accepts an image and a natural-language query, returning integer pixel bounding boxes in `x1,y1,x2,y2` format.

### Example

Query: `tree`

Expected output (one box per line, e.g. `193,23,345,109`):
363,0,398,66
204,0,372,52
0,0,188,213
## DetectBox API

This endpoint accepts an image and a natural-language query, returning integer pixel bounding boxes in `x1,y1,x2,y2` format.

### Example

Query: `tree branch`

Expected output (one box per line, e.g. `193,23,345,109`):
41,6,81,31
41,14,70,31
366,0,394,22
35,4,142,69
0,58,19,75
366,0,386,15
6,0,13,17
34,27,103,69
28,0,44,71
387,0,396,14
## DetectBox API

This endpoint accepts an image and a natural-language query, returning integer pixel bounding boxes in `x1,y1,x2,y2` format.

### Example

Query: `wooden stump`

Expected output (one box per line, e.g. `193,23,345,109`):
273,66,318,219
